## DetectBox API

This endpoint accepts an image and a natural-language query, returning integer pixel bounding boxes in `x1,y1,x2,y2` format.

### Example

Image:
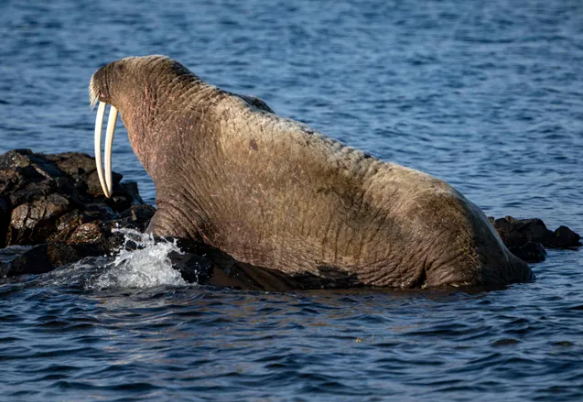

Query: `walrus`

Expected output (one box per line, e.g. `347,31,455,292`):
89,55,533,288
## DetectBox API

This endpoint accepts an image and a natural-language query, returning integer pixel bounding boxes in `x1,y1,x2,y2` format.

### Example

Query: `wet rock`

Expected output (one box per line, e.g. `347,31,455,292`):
84,202,117,221
105,195,132,213
0,198,8,246
0,167,27,195
0,243,81,277
46,210,88,243
86,170,123,198
550,226,581,249
5,194,72,245
507,242,547,263
120,182,144,205
56,207,155,258
102,182,144,213
67,222,107,245
119,205,156,231
66,222,125,257
50,152,97,180
491,216,581,251
0,149,154,276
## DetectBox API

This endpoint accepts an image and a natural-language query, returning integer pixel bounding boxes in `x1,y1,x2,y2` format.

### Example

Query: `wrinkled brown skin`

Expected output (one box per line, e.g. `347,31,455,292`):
89,55,533,288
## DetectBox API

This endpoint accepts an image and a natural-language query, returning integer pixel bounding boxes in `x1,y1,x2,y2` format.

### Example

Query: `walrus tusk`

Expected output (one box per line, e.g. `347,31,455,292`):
93,102,118,198
94,101,110,198
104,105,118,197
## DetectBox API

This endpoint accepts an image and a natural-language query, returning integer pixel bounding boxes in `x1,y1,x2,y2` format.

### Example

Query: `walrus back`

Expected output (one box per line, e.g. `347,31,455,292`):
199,93,534,288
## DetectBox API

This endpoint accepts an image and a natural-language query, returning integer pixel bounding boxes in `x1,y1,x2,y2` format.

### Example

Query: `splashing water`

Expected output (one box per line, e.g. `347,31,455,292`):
89,228,187,290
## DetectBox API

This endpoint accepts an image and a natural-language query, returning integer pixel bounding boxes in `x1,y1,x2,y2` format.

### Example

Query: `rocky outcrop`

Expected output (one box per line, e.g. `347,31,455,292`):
490,217,581,249
0,149,580,285
0,149,155,277
489,216,581,263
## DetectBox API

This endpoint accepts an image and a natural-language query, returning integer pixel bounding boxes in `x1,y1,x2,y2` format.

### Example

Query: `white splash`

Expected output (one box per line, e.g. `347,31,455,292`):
89,228,187,290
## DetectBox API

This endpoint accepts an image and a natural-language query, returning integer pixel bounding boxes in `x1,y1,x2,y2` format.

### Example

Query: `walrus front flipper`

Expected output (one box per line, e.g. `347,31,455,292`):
207,257,366,291
173,241,365,291
168,240,299,291
204,247,299,291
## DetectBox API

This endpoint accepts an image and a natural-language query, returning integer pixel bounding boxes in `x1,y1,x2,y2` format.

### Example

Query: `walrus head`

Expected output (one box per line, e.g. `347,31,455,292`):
89,55,201,197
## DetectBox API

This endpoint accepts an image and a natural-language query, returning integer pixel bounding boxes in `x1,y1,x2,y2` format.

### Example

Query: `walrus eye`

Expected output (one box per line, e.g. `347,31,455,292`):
94,101,118,198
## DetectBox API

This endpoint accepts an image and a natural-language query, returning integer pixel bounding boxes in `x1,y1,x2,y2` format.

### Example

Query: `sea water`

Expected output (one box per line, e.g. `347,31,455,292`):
0,0,582,400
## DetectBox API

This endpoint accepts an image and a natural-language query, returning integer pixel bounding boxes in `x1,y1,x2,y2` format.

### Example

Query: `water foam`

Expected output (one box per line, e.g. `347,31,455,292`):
89,228,187,290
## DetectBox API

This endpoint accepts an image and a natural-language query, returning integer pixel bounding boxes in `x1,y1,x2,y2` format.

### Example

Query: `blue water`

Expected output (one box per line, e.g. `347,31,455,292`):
1,0,583,400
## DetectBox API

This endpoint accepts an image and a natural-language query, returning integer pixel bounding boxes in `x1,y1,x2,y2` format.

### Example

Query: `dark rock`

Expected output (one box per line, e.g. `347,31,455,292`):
508,242,547,263
0,149,34,169
46,209,88,243
5,194,72,245
67,222,107,245
493,217,551,247
105,194,132,213
103,181,144,213
491,216,581,252
0,149,63,181
60,206,154,258
514,218,553,244
0,243,81,277
0,149,154,276
120,182,144,205
86,170,123,198
52,152,97,180
0,165,41,197
0,149,147,251
84,203,118,221
119,204,156,231
0,198,8,246
28,156,64,179
66,222,125,257
7,181,50,206
550,226,581,248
